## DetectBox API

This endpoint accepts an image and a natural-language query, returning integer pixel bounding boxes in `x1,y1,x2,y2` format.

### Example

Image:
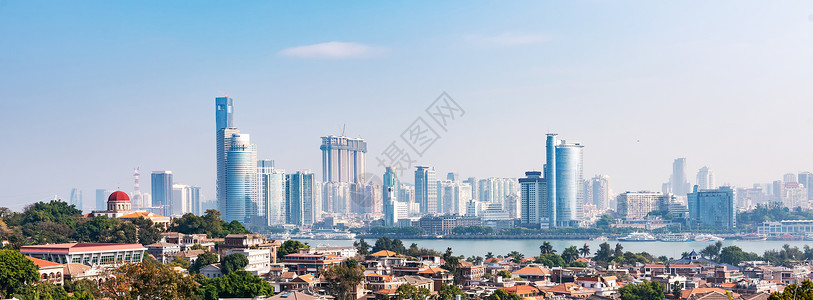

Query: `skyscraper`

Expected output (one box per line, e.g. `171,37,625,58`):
798,172,813,201
171,184,200,216
671,158,691,197
69,188,83,212
151,171,173,216
616,191,669,220
383,167,399,204
286,171,316,226
415,166,438,214
591,175,610,210
696,166,715,190
687,185,735,228
215,96,238,220
320,136,367,184
216,96,234,131
519,171,546,226
224,133,258,223
545,134,584,228
259,160,287,226
95,189,113,211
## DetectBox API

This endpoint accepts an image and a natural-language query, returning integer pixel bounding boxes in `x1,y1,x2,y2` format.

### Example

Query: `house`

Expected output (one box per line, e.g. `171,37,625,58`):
300,246,358,259
201,263,223,278
365,273,405,291
499,285,544,298
642,264,668,277
680,288,740,299
283,253,343,276
161,232,216,251
670,264,703,276
146,242,181,263
226,248,272,275
266,291,321,300
545,282,596,298
20,243,147,266
575,276,619,296
512,265,551,281
222,234,281,262
169,249,207,264
459,261,486,282
402,275,435,292
28,256,64,286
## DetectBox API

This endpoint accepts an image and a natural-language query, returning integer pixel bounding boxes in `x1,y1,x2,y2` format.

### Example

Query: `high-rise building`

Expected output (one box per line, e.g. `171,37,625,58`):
439,180,471,215
132,168,143,209
320,136,367,184
216,96,238,222
69,188,83,212
171,184,200,216
519,171,546,226
463,177,478,201
591,175,610,210
799,172,813,201
545,134,584,228
616,191,669,220
415,166,438,214
224,133,258,223
671,158,691,197
151,171,173,216
216,96,234,131
286,171,316,226
783,173,798,184
687,186,736,228
259,160,287,226
696,166,715,190
782,182,808,210
398,184,415,204
96,189,113,211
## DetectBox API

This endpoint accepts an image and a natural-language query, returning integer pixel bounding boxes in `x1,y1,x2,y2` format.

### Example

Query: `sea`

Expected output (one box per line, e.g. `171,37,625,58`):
300,239,813,259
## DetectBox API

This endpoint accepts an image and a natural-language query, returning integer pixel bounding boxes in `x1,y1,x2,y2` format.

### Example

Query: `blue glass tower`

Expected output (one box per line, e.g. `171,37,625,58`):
216,97,233,131
545,134,584,228
224,134,257,223
151,171,173,216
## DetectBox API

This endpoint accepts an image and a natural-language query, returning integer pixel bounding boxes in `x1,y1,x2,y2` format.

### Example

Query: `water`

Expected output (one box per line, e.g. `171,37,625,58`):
303,239,813,259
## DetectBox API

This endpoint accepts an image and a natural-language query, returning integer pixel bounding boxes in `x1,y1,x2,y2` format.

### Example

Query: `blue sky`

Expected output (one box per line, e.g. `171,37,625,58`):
2,1,813,211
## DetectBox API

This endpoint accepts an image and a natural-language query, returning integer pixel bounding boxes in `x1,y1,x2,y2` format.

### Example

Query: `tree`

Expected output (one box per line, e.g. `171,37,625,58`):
438,284,465,300
535,254,567,268
507,251,524,263
619,280,665,300
769,280,813,300
221,253,249,274
170,257,191,269
719,246,760,266
594,242,613,262
579,244,591,257
132,217,162,245
562,246,579,264
487,289,521,300
224,220,250,235
441,248,464,284
0,249,39,298
497,270,512,278
322,261,365,300
539,241,554,255
596,214,615,228
372,237,407,254
100,258,198,299
700,241,723,261
671,281,683,299
614,243,624,258
197,270,274,300
190,252,219,274
14,282,69,300
64,278,102,299
277,240,309,260
395,284,431,300
354,238,370,256
485,252,494,259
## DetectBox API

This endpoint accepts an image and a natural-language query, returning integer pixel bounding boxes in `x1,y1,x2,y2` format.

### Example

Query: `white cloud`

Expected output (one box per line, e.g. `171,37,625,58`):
279,41,384,59
464,33,550,47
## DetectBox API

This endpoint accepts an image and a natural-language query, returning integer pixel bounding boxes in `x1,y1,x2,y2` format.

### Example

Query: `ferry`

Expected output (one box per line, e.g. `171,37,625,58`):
593,236,609,242
658,233,691,242
738,233,766,241
694,234,724,242
617,232,656,242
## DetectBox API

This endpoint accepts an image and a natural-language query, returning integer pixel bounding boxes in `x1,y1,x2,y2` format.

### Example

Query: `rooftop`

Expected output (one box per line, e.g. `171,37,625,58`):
20,243,147,254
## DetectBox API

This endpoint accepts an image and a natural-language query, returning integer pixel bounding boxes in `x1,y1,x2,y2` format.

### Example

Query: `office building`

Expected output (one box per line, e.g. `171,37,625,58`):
95,189,112,211
545,134,584,228
224,133,258,223
286,171,316,226
440,180,472,215
783,173,798,184
259,160,287,226
415,166,438,214
398,184,414,205
696,166,715,190
463,177,478,201
519,171,546,226
151,171,173,216
782,182,808,210
687,186,736,228
171,184,200,216
320,135,367,184
799,172,813,201
616,191,669,220
215,97,236,217
478,178,517,205
383,167,399,204
591,175,610,210
671,158,691,197
69,188,83,212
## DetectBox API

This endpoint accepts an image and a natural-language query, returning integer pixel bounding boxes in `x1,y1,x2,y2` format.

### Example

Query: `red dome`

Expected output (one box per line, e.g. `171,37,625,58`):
108,191,130,202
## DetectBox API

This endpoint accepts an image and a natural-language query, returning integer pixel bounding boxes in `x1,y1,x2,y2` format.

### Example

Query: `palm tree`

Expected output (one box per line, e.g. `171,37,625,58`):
539,241,555,255
507,251,524,263
485,252,494,259
579,244,591,258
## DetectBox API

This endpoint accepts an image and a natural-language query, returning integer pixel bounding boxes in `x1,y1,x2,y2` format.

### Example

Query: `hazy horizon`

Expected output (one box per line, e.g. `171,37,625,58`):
2,1,813,211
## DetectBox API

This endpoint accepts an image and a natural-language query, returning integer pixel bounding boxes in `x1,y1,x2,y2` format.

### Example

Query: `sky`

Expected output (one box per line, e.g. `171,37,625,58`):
2,1,813,211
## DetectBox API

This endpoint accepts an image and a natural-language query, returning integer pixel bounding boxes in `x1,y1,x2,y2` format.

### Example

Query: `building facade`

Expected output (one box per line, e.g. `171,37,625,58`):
151,171,173,216
286,171,316,226
519,171,546,226
415,166,438,215
687,186,736,228
616,191,669,220
224,133,258,223
259,160,287,226
546,134,584,228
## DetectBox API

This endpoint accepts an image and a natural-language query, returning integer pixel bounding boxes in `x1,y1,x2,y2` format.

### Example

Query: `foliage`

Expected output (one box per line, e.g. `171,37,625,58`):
506,250,524,263
277,240,309,260
196,270,274,300
372,237,407,254
579,244,591,257
738,203,813,229
221,253,249,274
0,249,40,298
596,214,615,228
406,243,441,257
570,261,588,268
171,210,249,238
594,242,613,262
719,246,761,265
611,251,653,265
671,281,683,299
769,280,813,300
64,278,102,299
466,255,484,265
619,280,665,300
700,241,724,261
438,284,465,300
14,282,69,300
100,258,198,299
614,243,624,258
562,246,579,264
354,238,371,255
497,270,512,278
170,257,191,269
763,244,806,266
539,241,555,254
535,253,567,268
322,259,365,300
441,248,464,284
395,284,431,300
452,225,494,235
190,252,219,274
131,217,163,245
487,289,522,300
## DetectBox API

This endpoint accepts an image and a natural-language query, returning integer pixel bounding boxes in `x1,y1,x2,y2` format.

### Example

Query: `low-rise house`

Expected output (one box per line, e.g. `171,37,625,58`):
402,275,435,292
226,248,272,275
545,282,596,298
28,256,64,286
392,260,432,277
499,285,544,298
575,275,619,296
146,242,181,263
283,253,343,276
162,232,216,251
201,263,223,278
670,264,703,276
300,246,358,259
680,288,740,299
418,266,453,291
266,291,321,300
642,264,668,277
365,273,405,291
512,265,551,282
459,261,486,283
732,278,779,295
169,249,207,264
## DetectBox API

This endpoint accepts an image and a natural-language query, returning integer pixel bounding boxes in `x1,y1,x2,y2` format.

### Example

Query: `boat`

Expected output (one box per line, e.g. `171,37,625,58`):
617,232,656,241
593,236,609,241
658,233,691,242
694,234,724,242
738,233,766,241
312,231,356,240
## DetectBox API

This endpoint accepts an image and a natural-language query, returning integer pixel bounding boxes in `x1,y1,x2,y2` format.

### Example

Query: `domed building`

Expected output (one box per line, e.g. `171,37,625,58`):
84,191,170,227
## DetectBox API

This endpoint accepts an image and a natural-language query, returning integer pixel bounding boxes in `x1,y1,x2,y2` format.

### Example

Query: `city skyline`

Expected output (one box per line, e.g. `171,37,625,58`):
4,2,813,210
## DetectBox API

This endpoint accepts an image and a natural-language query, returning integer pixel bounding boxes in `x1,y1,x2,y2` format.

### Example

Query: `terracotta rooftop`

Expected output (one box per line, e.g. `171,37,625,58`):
513,265,551,275
369,250,399,257
500,285,540,295
21,243,146,254
118,211,168,219
681,288,740,299
26,256,61,267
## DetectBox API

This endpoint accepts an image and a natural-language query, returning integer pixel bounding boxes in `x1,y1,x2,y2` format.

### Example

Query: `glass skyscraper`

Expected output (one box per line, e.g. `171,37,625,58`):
224,133,258,223
415,166,437,214
286,171,315,226
545,134,584,228
687,185,736,228
259,160,287,226
151,171,173,216
519,171,546,226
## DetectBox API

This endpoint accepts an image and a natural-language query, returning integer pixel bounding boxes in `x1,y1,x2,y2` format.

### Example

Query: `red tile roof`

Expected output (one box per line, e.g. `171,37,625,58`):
21,243,146,254
26,256,61,267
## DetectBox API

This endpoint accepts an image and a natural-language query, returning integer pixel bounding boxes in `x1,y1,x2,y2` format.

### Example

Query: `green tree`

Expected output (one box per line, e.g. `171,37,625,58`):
485,252,494,259
671,281,683,299
614,243,624,258
100,258,198,299
132,217,162,245
190,252,219,274
221,253,249,274
395,284,431,300
224,220,250,235
506,251,524,263
277,240,309,260
197,270,274,300
497,270,512,279
441,248,464,284
539,241,554,254
353,238,371,256
619,280,665,300
14,282,69,300
64,278,102,299
579,244,591,257
562,246,579,264
322,259,365,300
719,246,760,266
170,257,191,269
596,214,615,228
372,237,407,254
487,289,522,300
594,242,613,262
0,249,39,298
438,284,465,300
700,241,724,261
